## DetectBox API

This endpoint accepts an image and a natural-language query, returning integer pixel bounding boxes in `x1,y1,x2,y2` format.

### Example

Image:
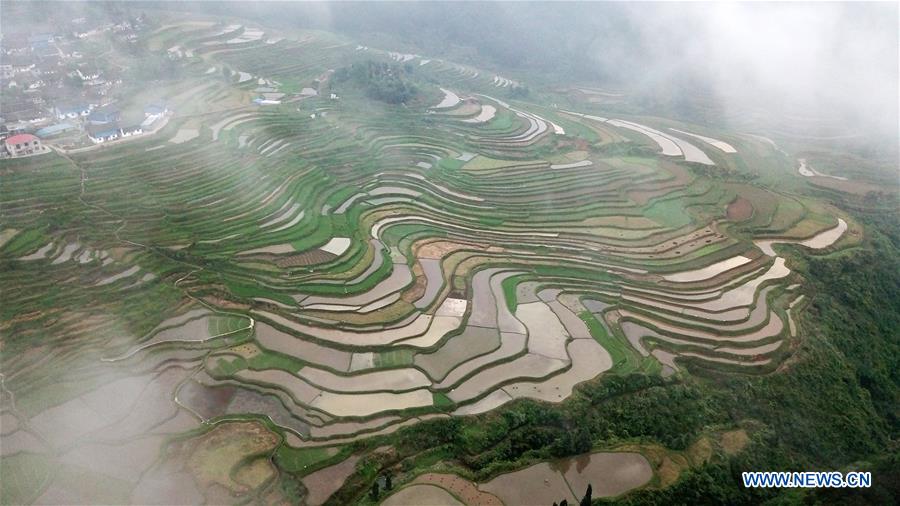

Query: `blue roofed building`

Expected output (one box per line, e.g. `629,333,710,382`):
87,108,120,125
87,124,120,144
120,123,143,137
54,103,91,120
35,122,77,138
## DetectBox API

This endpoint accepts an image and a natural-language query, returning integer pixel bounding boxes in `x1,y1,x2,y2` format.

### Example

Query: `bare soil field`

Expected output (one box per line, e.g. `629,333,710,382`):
412,473,503,505
301,454,361,505
382,484,464,505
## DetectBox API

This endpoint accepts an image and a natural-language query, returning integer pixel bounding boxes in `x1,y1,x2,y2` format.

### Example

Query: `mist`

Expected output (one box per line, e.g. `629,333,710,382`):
172,1,896,150
607,3,899,142
10,1,898,144
2,1,898,503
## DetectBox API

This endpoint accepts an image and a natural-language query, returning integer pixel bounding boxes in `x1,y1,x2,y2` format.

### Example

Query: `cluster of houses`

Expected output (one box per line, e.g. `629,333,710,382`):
1,15,153,154
84,103,168,143
2,20,139,115
70,16,142,42
251,78,287,106
1,99,169,156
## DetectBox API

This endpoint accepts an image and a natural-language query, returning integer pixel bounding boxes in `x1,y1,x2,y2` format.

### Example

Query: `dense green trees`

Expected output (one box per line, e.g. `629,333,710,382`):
805,225,900,429
332,61,417,104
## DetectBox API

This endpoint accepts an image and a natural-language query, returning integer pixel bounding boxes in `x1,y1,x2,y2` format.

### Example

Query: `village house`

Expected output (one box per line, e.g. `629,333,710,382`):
87,108,120,125
35,122,77,138
253,96,282,106
73,29,97,39
25,78,45,90
76,66,101,81
144,102,168,119
87,124,120,143
4,102,49,124
54,103,91,120
4,133,44,157
112,21,134,33
1,122,30,137
84,89,113,108
120,123,143,137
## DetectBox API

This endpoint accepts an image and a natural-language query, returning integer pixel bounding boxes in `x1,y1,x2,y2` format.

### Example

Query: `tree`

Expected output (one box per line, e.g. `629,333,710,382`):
332,60,417,104
509,84,530,99
580,484,592,506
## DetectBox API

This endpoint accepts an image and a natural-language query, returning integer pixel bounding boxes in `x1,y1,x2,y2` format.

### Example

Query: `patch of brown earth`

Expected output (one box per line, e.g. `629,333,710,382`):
656,455,688,488
301,454,361,506
400,273,428,303
165,421,279,496
726,197,754,221
415,239,485,259
412,473,503,505
686,436,713,466
720,429,750,455
382,484,464,505
200,293,250,310
227,342,261,359
275,249,336,267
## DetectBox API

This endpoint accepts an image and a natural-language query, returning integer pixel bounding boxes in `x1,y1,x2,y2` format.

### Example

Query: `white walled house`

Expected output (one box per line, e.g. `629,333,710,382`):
4,134,45,157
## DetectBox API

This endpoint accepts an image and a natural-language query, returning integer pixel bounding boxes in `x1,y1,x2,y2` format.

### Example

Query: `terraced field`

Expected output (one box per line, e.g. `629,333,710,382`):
0,17,863,506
